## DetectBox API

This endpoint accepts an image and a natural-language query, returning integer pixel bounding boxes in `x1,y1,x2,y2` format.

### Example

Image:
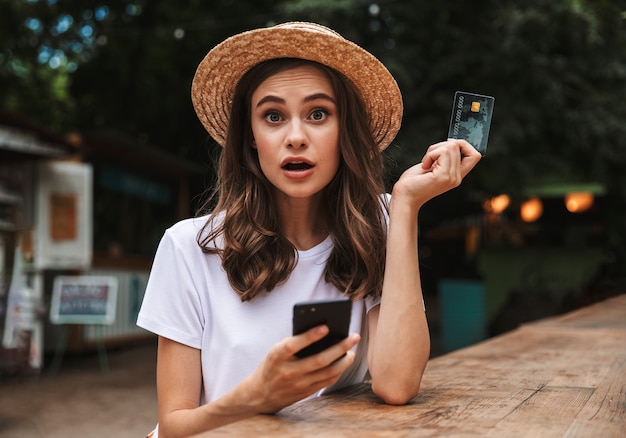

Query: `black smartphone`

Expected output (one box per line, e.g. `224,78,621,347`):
292,298,352,358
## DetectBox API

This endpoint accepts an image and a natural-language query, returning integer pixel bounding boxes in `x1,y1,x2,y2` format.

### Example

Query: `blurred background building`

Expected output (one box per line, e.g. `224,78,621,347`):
0,110,202,374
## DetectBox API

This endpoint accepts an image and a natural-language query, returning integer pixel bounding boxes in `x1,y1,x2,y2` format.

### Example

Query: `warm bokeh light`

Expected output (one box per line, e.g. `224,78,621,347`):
482,194,511,214
565,191,594,213
520,197,543,222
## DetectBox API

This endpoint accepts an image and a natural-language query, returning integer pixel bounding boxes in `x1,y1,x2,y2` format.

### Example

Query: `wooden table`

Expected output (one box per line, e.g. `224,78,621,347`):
202,295,626,437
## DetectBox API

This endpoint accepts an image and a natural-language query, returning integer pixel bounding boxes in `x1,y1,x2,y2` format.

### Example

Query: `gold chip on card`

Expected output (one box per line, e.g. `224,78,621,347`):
471,101,481,112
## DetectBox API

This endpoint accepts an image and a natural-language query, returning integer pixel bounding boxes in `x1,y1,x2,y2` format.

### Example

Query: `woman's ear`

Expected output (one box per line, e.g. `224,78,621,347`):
251,139,257,149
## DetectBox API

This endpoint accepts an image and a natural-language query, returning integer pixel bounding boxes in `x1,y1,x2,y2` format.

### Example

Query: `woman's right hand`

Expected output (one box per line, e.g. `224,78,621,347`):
241,325,361,414
392,139,482,211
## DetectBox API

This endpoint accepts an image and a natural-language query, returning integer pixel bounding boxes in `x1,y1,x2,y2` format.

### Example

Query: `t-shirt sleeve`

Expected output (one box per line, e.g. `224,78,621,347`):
365,295,381,313
136,228,205,349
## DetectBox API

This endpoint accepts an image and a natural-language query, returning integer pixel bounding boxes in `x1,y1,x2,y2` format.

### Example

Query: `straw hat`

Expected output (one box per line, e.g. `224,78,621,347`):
191,22,403,150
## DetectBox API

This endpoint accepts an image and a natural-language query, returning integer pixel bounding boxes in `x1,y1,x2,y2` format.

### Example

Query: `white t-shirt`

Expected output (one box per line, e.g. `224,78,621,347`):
137,213,382,405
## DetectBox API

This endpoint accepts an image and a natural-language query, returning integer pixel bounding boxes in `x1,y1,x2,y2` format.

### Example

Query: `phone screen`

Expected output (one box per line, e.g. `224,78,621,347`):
292,298,352,358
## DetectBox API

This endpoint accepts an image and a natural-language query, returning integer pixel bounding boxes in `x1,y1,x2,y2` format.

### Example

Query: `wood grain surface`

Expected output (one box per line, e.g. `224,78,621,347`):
198,294,626,437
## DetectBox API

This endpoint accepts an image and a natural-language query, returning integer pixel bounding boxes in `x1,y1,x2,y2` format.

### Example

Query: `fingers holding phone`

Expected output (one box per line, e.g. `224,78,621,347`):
265,298,357,372
291,298,360,379
292,326,360,366
244,300,358,413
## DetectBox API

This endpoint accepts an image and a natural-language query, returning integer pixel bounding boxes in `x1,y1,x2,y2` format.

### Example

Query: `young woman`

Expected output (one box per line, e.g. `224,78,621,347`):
137,22,481,437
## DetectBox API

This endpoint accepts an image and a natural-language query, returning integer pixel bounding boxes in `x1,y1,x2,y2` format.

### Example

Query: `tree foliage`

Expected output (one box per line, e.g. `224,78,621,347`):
1,0,625,247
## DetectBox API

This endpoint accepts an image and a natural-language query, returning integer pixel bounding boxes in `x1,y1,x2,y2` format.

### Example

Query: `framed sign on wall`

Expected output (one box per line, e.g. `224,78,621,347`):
50,276,118,325
35,162,93,269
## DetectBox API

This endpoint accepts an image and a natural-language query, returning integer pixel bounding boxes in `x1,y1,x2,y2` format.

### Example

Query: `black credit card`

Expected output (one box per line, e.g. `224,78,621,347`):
447,91,495,156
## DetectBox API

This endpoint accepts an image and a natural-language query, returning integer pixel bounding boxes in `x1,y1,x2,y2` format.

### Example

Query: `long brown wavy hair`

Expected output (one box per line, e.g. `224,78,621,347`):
196,58,389,302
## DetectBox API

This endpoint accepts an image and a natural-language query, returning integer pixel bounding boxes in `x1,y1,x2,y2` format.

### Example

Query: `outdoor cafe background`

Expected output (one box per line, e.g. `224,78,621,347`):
0,112,201,373
0,111,614,373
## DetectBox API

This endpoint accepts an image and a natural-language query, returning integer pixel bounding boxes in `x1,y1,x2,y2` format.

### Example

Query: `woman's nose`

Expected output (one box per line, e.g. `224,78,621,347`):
285,120,308,149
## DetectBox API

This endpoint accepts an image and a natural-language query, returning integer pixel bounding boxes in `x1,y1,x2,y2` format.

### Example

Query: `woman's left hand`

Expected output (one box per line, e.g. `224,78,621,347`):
392,139,482,209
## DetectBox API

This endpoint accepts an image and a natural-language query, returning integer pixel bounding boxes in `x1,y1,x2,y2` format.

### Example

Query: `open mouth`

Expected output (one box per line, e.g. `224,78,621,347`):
283,161,313,171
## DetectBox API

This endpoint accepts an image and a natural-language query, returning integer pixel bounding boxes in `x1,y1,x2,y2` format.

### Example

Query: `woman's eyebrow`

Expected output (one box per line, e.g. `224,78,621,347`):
255,93,336,108
304,93,336,104
255,95,284,107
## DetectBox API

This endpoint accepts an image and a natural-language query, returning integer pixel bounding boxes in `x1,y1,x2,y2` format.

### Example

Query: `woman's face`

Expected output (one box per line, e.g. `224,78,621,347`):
250,65,340,203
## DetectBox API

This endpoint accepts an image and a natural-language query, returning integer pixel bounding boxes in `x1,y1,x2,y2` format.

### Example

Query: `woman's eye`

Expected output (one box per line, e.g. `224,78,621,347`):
310,109,328,121
265,112,282,123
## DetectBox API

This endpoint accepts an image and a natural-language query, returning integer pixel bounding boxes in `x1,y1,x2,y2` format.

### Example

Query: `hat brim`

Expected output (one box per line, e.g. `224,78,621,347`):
191,22,403,150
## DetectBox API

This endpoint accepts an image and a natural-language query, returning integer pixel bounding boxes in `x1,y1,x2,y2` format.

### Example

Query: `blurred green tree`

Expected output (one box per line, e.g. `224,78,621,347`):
1,0,625,269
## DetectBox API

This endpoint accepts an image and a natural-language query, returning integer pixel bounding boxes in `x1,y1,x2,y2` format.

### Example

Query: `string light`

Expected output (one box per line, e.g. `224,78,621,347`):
565,192,594,213
482,194,510,214
520,197,543,222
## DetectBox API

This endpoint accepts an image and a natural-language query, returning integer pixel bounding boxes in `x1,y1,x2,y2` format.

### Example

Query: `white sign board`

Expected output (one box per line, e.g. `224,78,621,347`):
35,162,93,269
50,276,118,325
